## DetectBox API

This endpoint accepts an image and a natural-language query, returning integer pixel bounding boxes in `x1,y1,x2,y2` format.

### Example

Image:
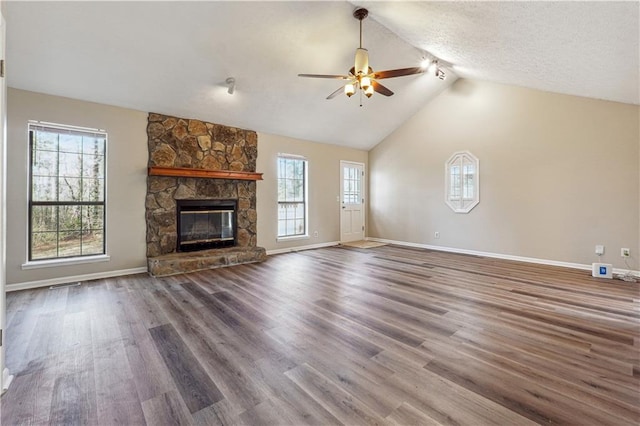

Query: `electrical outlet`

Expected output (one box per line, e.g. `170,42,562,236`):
434,231,440,239
595,245,604,255
313,231,319,238
621,248,630,257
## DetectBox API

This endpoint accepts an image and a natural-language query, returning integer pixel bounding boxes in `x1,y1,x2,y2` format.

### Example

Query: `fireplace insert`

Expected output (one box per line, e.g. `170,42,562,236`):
176,199,237,252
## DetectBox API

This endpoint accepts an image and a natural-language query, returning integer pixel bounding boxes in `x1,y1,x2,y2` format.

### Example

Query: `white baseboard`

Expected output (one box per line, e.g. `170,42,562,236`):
267,241,340,256
6,241,636,290
366,237,640,278
2,368,14,394
6,266,148,292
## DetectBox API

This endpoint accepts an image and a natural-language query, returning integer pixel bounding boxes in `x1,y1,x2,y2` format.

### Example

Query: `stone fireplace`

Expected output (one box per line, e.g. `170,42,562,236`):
145,113,266,276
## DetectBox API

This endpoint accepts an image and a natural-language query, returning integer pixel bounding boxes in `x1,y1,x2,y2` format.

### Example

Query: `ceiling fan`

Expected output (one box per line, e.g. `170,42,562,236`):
298,7,424,101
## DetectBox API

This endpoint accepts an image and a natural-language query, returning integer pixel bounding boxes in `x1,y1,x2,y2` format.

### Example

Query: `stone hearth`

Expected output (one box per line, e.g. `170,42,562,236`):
145,113,266,277
147,247,265,278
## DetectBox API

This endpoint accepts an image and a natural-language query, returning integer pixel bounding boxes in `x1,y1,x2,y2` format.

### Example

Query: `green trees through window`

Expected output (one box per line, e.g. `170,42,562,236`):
277,156,307,238
29,123,106,260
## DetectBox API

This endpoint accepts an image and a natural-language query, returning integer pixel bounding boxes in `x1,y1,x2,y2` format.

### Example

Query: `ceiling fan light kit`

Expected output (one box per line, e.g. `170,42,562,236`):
360,76,372,91
345,83,356,97
298,7,437,104
364,84,374,98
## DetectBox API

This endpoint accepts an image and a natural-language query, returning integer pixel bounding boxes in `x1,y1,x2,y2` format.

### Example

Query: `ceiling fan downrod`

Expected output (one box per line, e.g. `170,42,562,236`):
353,8,370,80
353,8,368,49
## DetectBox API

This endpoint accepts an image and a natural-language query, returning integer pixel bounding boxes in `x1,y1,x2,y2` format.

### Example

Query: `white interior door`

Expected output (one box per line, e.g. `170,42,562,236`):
340,161,365,243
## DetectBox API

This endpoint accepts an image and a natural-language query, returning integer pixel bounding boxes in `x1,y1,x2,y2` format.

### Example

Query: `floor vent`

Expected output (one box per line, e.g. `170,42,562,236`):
49,282,81,290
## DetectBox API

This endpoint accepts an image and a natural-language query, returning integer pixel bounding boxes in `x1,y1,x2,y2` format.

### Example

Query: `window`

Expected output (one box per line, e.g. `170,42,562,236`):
445,151,479,213
342,165,361,204
277,155,307,238
28,122,107,260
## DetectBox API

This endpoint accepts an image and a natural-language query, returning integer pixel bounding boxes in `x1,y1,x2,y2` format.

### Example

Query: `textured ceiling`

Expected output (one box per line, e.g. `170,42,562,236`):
5,1,639,150
358,1,639,107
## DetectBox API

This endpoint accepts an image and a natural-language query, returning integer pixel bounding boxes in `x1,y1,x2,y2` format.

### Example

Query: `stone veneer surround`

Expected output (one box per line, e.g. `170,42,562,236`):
145,113,265,276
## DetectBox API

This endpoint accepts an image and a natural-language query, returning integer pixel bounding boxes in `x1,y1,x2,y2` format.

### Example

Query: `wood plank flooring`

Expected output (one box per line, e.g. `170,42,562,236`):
1,245,638,425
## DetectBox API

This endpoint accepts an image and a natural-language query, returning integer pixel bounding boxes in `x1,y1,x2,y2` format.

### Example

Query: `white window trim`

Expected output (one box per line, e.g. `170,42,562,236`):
276,234,310,243
28,120,106,133
27,121,108,262
445,150,479,213
22,254,110,270
276,154,309,240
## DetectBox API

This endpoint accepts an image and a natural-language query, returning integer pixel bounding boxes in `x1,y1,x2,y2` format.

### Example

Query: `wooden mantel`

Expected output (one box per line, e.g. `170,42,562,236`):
148,166,263,181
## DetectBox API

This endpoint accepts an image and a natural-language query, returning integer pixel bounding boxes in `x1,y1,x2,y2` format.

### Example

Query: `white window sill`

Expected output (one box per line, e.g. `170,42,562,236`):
22,254,110,270
277,235,309,243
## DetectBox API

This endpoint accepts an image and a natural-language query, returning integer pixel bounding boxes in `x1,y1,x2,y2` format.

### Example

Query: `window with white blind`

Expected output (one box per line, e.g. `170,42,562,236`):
445,151,479,213
28,122,107,261
277,155,308,239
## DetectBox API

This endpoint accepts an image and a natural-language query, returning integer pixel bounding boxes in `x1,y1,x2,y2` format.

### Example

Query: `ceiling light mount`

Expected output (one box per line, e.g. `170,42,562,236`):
225,77,236,95
432,61,446,80
353,8,369,21
423,59,447,81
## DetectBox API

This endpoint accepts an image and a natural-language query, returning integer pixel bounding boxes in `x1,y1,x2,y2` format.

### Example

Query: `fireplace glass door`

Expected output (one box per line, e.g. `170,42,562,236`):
177,200,236,251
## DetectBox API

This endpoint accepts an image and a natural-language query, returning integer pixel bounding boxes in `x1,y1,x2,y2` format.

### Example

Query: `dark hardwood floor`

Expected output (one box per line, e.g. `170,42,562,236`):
1,245,638,425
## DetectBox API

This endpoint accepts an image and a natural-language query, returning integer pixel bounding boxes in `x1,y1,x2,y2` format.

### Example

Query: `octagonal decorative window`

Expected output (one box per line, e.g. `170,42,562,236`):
445,151,479,213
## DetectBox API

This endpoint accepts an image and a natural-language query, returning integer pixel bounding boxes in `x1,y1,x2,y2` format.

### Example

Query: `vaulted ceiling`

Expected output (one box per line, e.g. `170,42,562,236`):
5,1,639,150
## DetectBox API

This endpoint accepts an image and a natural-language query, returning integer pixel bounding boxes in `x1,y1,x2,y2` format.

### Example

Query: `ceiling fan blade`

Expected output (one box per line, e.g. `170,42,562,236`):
372,80,394,96
326,86,345,100
373,67,424,79
298,74,351,79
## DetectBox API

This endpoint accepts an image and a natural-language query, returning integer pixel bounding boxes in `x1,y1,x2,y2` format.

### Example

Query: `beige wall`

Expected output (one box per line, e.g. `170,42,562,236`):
6,89,148,286
369,79,639,270
256,132,367,252
6,89,369,286
10,80,635,285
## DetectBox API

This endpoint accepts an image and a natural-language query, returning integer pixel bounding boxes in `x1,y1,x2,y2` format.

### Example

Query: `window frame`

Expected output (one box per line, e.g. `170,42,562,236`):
27,121,108,262
276,154,308,240
445,151,479,213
